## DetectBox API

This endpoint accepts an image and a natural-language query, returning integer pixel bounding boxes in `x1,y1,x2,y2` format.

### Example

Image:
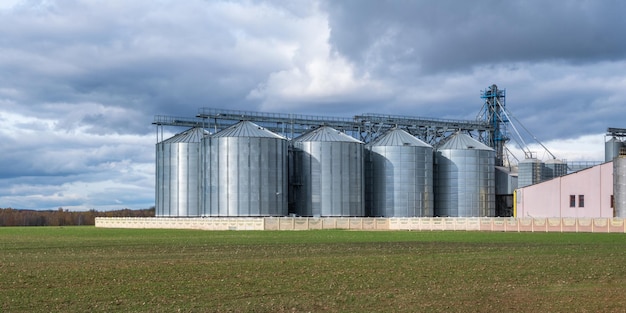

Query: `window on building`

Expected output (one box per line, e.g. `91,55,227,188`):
569,195,576,208
579,195,585,208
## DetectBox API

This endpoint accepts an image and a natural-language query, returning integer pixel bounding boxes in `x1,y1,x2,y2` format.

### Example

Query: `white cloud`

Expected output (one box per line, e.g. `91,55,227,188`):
249,51,389,108
2,173,154,211
507,133,605,164
0,109,156,210
246,6,391,112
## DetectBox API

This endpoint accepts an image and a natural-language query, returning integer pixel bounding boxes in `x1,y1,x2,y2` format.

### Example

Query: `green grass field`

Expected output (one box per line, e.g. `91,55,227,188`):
1,227,625,312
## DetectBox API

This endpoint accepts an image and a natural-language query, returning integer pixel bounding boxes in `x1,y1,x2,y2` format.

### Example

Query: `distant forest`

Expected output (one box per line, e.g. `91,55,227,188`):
0,207,155,226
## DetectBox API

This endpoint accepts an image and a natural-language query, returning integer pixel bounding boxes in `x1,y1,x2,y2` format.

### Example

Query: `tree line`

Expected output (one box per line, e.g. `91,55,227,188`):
0,207,155,226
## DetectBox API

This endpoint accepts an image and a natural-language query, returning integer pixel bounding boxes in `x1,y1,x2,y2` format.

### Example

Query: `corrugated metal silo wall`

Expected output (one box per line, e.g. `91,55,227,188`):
518,160,543,188
155,141,202,217
364,149,374,216
203,136,288,216
288,145,296,215
435,149,495,217
367,145,434,217
543,162,567,180
200,137,210,216
292,141,364,217
614,156,626,217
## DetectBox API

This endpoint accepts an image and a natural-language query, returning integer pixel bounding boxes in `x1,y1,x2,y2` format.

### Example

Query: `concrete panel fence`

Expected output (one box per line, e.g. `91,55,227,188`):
96,217,626,233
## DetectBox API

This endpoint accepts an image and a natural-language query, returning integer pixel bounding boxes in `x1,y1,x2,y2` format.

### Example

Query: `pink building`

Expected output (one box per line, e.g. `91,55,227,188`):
515,162,615,218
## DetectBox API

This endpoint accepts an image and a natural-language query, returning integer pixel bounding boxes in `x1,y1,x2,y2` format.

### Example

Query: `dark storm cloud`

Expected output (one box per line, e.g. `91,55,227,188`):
323,0,626,76
317,0,626,144
0,0,300,135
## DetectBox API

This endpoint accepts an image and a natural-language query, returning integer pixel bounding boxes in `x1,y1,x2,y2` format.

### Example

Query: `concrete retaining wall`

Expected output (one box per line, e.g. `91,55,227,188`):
96,217,626,233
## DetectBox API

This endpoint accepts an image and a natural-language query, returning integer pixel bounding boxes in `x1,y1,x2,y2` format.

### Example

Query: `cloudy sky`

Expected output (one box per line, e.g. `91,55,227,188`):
2,0,626,211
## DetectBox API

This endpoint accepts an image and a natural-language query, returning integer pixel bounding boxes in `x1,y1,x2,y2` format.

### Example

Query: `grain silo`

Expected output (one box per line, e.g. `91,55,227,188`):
435,133,495,217
518,158,544,188
543,159,567,180
366,128,433,217
606,137,623,162
203,121,288,216
614,154,626,217
292,126,364,217
156,127,207,217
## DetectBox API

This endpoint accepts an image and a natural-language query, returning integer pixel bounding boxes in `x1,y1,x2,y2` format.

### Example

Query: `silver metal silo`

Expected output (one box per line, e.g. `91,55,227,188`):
366,128,434,217
292,126,364,217
518,158,544,188
155,127,207,217
614,154,626,217
543,159,567,181
606,137,623,162
203,121,288,217
435,133,495,217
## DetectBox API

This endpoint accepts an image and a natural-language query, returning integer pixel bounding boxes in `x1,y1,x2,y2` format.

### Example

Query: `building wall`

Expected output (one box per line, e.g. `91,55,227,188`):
516,162,614,218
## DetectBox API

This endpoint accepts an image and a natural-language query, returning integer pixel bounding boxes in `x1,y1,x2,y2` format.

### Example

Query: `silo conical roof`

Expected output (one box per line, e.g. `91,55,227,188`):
293,126,363,143
368,128,431,147
438,133,493,151
162,127,208,143
212,121,285,139
607,137,621,143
